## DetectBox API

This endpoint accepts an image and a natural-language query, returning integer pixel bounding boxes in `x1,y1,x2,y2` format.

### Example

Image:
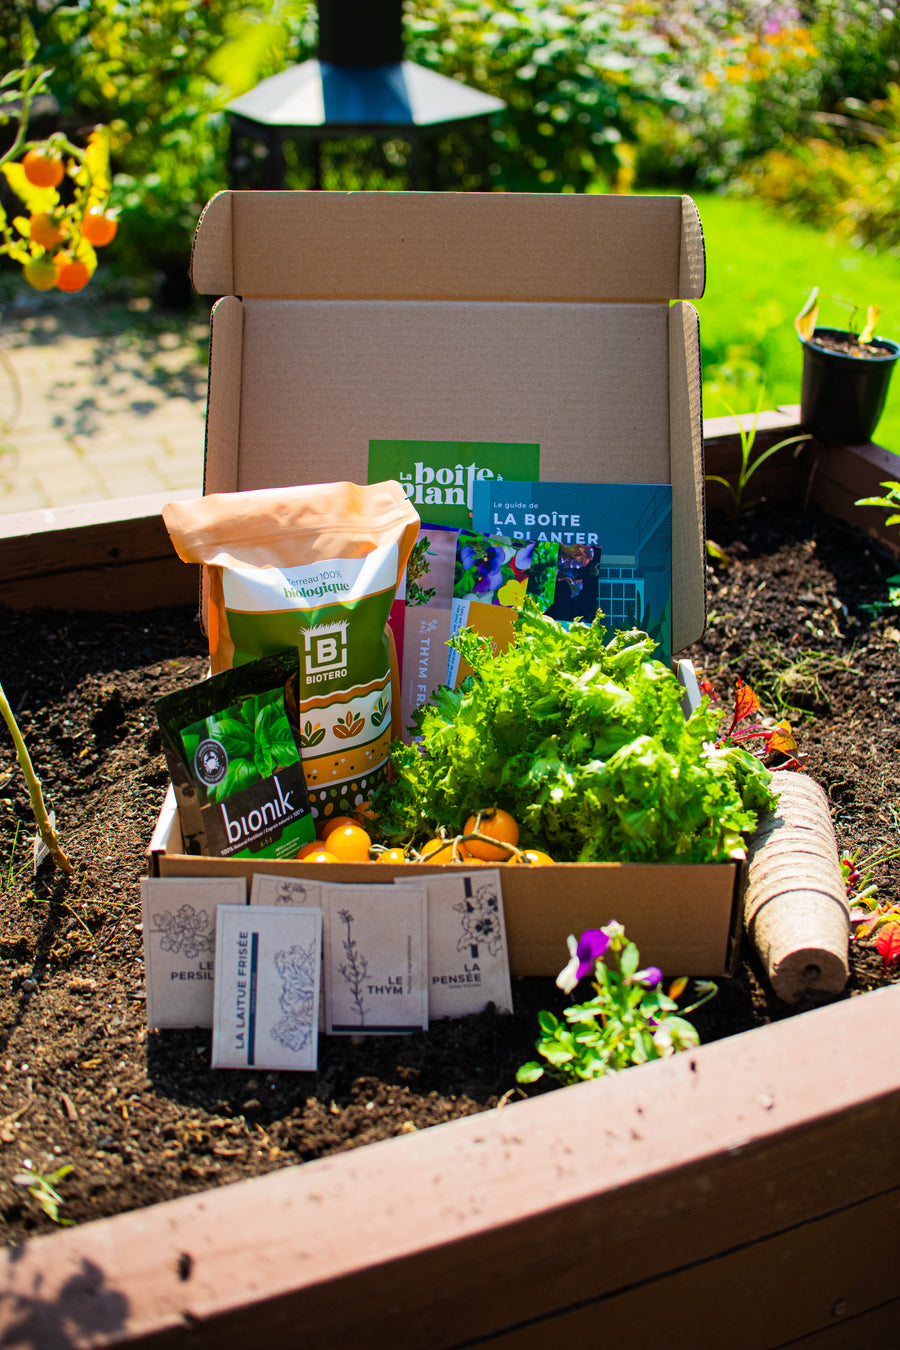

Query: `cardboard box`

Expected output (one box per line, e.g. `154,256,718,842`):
149,189,740,977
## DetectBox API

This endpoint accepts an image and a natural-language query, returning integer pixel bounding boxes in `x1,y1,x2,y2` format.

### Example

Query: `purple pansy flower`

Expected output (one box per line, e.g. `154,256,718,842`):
634,966,663,989
556,928,611,994
514,542,535,572
473,548,505,595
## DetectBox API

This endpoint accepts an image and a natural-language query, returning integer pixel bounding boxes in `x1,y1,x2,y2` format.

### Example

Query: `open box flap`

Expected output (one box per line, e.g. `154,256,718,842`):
190,190,706,303
201,294,706,648
192,189,707,650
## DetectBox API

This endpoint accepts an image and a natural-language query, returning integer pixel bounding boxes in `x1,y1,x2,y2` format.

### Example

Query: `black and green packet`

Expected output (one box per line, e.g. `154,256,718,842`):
156,650,315,860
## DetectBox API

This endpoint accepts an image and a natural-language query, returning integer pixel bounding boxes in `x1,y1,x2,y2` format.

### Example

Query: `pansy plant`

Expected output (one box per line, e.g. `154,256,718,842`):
516,921,717,1087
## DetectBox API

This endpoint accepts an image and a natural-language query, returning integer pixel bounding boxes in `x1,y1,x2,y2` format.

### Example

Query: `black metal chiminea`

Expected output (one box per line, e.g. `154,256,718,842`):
226,0,504,191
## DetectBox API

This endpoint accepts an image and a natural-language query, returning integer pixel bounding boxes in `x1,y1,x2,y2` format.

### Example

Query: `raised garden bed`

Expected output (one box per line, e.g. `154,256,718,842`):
1,420,899,1347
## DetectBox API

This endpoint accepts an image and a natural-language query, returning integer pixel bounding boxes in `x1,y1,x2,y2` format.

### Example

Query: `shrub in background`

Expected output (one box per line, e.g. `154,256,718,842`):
406,1,673,193
740,83,900,256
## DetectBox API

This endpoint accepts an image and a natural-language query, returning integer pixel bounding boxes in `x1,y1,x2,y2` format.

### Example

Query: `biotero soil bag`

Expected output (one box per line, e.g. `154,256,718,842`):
163,480,420,822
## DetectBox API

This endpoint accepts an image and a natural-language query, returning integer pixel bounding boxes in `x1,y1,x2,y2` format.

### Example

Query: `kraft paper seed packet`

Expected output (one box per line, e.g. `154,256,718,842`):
212,904,322,1071
141,876,247,1029
319,882,428,1035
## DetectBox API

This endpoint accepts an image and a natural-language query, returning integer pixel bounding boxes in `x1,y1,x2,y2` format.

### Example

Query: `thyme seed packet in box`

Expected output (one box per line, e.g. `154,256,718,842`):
155,649,315,860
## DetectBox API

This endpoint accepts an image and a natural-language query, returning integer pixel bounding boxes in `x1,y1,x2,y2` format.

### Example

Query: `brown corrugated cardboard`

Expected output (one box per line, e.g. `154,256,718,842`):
189,189,705,303
149,787,743,976
193,189,706,652
149,189,736,979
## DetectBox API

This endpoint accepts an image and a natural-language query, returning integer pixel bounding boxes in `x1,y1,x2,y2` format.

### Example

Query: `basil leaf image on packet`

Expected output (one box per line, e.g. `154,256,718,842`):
162,480,420,823
155,649,315,860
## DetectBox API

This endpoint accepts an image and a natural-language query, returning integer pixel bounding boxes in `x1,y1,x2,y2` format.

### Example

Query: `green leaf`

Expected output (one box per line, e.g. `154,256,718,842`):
516,1062,545,1084
1,161,58,214
619,942,640,979
211,757,257,803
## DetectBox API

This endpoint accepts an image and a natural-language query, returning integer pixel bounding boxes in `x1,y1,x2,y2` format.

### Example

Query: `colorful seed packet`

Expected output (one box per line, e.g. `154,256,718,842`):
155,649,316,860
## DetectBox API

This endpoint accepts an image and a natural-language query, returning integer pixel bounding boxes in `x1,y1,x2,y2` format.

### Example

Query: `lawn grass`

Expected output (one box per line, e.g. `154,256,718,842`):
689,190,900,452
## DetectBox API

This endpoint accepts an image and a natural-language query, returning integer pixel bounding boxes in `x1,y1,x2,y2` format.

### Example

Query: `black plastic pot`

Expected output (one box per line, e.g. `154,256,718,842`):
799,326,900,445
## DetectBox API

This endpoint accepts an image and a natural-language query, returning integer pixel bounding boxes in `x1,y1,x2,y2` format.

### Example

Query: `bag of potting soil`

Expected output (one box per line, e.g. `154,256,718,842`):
162,480,420,824
156,649,316,860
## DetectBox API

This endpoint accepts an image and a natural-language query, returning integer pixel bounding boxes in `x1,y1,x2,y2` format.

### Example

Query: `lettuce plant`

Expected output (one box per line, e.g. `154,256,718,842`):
377,604,776,864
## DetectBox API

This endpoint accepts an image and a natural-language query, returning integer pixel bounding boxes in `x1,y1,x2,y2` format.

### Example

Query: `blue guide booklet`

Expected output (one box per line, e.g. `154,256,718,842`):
471,480,674,665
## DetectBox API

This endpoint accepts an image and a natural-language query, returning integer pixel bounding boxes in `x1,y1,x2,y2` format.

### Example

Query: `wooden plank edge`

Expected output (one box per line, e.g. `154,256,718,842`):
3,980,899,1349
474,1187,900,1348
0,557,198,613
806,442,900,561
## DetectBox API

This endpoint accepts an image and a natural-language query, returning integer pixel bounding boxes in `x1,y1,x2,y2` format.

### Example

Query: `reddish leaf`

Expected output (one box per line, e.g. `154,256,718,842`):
733,679,760,723
875,921,900,970
768,720,798,754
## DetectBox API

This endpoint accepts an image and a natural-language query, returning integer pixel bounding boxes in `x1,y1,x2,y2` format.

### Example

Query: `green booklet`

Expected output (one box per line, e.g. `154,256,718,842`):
368,439,540,528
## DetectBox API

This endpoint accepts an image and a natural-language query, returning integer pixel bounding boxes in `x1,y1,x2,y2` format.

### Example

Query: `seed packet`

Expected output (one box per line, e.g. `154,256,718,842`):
447,530,560,687
155,649,315,860
162,480,420,823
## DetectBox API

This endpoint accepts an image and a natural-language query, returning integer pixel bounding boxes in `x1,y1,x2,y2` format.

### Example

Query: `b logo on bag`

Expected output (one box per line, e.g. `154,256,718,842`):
301,620,349,685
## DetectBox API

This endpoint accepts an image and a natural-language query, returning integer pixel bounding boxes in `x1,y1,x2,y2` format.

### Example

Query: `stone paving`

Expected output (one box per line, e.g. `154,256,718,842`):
0,295,208,516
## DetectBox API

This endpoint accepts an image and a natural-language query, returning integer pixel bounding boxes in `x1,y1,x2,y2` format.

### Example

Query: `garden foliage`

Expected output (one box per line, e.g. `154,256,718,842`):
1,2,898,290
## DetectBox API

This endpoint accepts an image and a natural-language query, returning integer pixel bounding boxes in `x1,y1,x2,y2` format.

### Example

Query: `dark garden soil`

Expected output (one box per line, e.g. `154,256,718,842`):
808,331,898,359
1,499,899,1243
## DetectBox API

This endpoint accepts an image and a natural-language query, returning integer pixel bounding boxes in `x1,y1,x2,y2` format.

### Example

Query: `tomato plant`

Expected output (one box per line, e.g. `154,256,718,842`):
53,254,90,293
375,847,408,865
28,212,67,250
463,809,520,862
22,148,64,189
320,815,363,840
1,19,113,296
81,207,118,247
325,825,372,863
21,256,57,291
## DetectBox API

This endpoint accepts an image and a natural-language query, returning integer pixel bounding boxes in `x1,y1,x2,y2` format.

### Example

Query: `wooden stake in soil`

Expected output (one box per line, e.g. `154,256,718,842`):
744,771,848,1004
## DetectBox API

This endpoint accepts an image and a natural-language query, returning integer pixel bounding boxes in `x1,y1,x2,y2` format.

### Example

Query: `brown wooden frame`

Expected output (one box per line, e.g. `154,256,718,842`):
2,418,900,1347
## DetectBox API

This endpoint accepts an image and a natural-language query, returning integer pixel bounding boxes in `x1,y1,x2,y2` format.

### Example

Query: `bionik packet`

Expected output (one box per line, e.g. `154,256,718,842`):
155,649,315,860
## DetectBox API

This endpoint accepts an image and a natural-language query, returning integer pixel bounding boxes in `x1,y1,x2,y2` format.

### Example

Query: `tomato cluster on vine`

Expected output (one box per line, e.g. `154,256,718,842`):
294,806,556,866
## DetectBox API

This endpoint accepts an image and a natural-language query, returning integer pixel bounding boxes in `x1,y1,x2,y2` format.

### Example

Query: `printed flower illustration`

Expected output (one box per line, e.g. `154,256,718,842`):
153,904,213,960
454,883,503,957
497,576,528,608
513,542,535,575
459,542,506,596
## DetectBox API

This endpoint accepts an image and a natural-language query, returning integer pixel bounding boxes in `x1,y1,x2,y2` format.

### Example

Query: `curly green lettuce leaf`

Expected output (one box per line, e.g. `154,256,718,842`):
375,604,775,863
